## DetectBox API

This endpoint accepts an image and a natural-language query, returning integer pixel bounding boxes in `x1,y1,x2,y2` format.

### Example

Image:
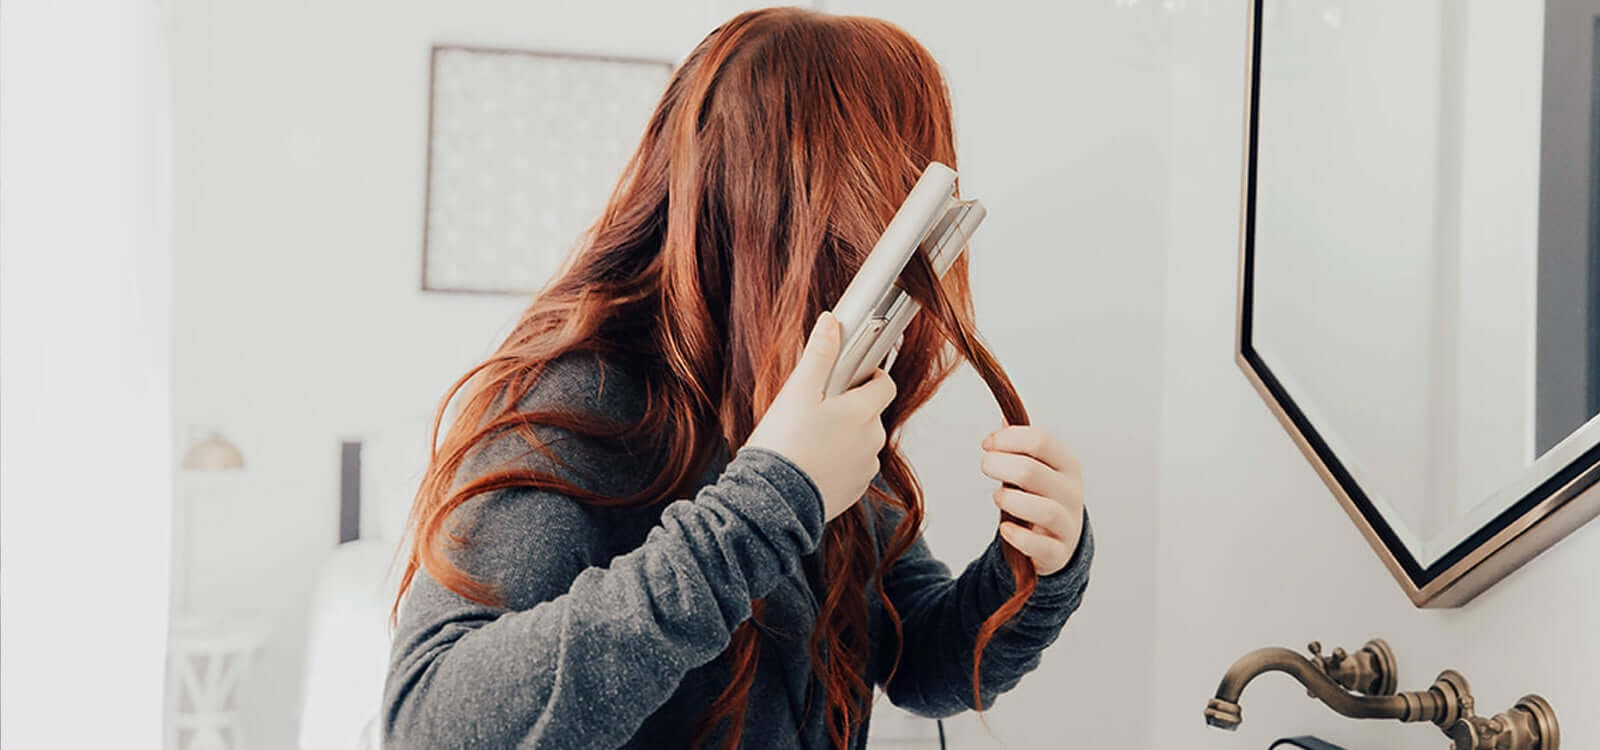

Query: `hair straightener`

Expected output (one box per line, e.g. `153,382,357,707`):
824,162,985,396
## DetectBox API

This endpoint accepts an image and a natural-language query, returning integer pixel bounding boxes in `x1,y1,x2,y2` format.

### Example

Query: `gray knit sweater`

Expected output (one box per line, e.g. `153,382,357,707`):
382,352,1093,749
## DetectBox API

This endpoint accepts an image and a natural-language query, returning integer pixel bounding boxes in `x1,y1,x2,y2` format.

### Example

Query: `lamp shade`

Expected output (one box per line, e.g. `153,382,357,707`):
182,431,244,470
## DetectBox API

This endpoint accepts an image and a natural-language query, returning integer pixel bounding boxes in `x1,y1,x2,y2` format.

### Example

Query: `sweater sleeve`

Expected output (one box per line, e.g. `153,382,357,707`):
874,508,1093,717
380,446,825,749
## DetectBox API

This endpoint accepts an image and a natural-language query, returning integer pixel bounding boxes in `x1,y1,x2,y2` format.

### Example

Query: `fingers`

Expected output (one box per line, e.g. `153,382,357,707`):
980,450,1071,499
788,312,842,397
982,425,1077,473
831,367,897,417
999,521,1074,574
992,487,1071,532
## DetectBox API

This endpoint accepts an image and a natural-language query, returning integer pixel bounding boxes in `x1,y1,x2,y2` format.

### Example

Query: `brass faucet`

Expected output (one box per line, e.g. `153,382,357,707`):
1205,639,1559,750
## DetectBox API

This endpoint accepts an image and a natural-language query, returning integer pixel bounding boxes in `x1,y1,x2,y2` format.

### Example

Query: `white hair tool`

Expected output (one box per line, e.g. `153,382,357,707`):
824,162,985,396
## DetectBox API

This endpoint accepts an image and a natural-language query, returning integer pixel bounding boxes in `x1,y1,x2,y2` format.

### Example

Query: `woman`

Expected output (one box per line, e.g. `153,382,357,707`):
383,8,1092,749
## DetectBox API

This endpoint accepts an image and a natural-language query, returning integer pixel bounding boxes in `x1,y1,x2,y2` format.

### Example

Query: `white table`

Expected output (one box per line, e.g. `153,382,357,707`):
166,614,271,750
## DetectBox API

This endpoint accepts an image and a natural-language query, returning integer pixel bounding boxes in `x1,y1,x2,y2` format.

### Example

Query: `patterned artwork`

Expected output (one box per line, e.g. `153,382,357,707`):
422,46,672,294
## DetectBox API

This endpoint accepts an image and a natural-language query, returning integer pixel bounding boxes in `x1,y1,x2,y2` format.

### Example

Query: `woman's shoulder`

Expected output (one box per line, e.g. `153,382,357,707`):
441,352,658,594
441,480,609,607
453,350,657,503
512,349,651,423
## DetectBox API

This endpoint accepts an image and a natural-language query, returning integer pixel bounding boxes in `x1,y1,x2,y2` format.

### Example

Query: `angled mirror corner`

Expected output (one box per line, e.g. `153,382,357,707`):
1235,0,1600,606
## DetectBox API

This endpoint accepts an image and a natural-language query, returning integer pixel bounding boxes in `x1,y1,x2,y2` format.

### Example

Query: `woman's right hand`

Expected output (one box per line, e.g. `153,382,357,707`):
746,311,897,522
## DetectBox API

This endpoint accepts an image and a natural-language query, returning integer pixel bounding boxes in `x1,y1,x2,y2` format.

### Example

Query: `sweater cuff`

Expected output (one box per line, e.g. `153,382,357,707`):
980,507,1094,608
1032,508,1093,604
728,446,827,544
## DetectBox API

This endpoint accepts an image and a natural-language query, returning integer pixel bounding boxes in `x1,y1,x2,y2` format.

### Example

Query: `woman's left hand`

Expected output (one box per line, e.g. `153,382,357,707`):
980,425,1085,576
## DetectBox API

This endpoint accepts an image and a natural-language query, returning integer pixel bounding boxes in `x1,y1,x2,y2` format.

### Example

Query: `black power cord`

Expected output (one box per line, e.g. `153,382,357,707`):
936,718,947,749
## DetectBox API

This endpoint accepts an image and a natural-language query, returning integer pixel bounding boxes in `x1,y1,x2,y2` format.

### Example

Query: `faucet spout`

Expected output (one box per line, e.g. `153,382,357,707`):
1205,645,1423,730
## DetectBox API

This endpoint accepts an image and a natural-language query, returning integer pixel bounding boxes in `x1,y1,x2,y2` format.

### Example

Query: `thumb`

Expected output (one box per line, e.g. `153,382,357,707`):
789,311,843,394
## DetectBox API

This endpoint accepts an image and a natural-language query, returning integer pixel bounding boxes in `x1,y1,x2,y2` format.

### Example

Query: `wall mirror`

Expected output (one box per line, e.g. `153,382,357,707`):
1237,0,1600,606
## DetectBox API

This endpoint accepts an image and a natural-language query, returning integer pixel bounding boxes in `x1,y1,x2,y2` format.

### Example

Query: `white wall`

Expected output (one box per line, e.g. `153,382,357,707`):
826,2,1170,747
0,1,174,748
1152,2,1600,748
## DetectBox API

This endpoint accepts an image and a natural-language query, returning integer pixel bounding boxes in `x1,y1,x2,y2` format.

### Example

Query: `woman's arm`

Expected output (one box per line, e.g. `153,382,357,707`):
384,315,888,747
381,446,824,749
873,510,1093,717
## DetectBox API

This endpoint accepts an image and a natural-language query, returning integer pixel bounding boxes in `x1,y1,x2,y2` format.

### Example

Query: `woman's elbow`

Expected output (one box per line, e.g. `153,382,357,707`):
380,661,459,750
379,679,428,749
884,677,978,719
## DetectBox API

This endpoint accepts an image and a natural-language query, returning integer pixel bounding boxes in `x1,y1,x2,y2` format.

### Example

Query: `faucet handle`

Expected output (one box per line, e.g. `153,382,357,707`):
1306,642,1330,699
1306,642,1348,677
1447,716,1523,750
1305,639,1396,697
1446,719,1480,750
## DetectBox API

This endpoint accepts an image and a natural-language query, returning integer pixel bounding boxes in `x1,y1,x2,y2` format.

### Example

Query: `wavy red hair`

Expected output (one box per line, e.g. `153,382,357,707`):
393,8,1036,748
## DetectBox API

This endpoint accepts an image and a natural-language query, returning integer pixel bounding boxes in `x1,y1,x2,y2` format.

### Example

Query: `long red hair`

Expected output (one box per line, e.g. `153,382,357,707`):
393,8,1036,748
